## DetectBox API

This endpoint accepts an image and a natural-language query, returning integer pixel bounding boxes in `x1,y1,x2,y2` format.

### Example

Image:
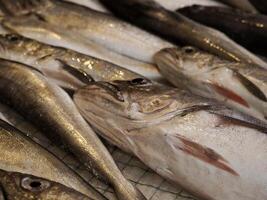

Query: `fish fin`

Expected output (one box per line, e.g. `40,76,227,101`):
233,70,267,102
56,59,95,85
0,0,46,16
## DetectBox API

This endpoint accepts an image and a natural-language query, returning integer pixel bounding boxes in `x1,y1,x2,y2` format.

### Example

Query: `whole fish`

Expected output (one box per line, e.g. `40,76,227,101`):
215,0,258,13
155,47,267,122
178,5,267,51
65,0,109,13
0,169,93,200
0,33,151,90
97,0,267,68
0,0,173,64
0,59,146,200
0,119,106,200
0,14,159,79
74,80,267,200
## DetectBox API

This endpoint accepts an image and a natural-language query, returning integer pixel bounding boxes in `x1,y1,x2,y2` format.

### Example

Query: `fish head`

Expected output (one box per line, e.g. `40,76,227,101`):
154,46,218,79
0,170,91,200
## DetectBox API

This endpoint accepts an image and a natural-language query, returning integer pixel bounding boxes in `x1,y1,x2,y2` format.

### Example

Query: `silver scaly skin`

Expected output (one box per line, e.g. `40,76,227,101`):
74,80,267,200
0,34,147,90
0,169,93,200
0,59,146,200
155,47,267,122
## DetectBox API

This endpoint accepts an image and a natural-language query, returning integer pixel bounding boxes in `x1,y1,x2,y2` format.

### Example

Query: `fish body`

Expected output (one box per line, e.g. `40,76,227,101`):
0,119,106,200
0,59,146,200
74,80,267,200
216,0,258,13
155,47,267,122
1,14,160,79
97,0,267,68
178,5,267,51
0,169,93,200
0,0,173,64
64,0,109,13
0,34,147,90
249,0,267,14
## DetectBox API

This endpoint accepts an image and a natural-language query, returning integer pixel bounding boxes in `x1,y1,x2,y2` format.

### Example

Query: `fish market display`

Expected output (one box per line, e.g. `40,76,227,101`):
0,0,173,64
155,47,267,122
98,0,267,68
0,34,150,90
178,5,267,51
0,14,159,79
0,59,146,200
65,0,109,13
74,80,267,200
0,169,93,200
0,119,106,200
216,0,258,13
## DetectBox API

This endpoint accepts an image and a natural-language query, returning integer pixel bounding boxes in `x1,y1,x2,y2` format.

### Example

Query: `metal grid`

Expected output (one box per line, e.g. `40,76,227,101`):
0,103,200,200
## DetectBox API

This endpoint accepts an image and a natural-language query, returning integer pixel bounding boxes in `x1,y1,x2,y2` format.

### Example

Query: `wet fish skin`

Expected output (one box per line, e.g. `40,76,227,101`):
0,59,146,200
0,0,173,64
98,0,267,69
0,119,106,200
216,0,258,13
0,169,93,200
64,0,109,13
154,46,267,122
178,5,267,51
0,14,161,80
74,80,267,200
249,0,267,14
0,33,147,90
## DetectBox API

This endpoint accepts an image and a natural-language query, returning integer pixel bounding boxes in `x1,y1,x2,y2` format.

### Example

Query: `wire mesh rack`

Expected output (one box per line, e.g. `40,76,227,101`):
0,103,200,200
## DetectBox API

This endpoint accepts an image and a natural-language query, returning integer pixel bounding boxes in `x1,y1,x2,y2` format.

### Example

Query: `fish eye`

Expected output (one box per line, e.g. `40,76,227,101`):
6,35,19,42
21,177,50,192
130,78,150,85
182,46,196,54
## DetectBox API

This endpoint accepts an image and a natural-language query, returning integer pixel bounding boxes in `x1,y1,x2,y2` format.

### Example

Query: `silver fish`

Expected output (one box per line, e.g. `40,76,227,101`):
0,14,160,80
0,119,106,200
0,0,173,64
216,0,258,13
98,0,267,68
74,80,267,200
0,59,146,200
0,33,149,90
0,169,93,200
155,47,267,122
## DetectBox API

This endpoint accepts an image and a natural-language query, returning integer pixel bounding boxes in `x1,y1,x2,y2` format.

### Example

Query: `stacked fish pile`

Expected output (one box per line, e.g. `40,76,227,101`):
0,0,266,199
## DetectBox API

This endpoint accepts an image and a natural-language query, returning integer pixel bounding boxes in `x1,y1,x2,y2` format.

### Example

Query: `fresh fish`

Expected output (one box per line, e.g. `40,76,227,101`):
178,5,267,51
154,0,225,10
0,33,150,90
64,0,109,13
0,0,173,64
249,0,267,14
215,0,258,13
74,80,267,200
0,59,146,200
97,0,267,68
0,119,106,200
0,169,93,200
155,47,267,122
0,14,159,79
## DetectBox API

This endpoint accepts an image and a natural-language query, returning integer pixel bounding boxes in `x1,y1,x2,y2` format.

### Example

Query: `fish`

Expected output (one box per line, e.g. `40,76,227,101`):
0,119,106,200
154,46,267,122
178,5,267,52
0,14,160,80
249,0,267,14
0,59,147,200
74,80,267,200
0,33,152,90
0,0,173,64
97,0,267,69
215,0,258,13
0,169,93,200
64,0,109,13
